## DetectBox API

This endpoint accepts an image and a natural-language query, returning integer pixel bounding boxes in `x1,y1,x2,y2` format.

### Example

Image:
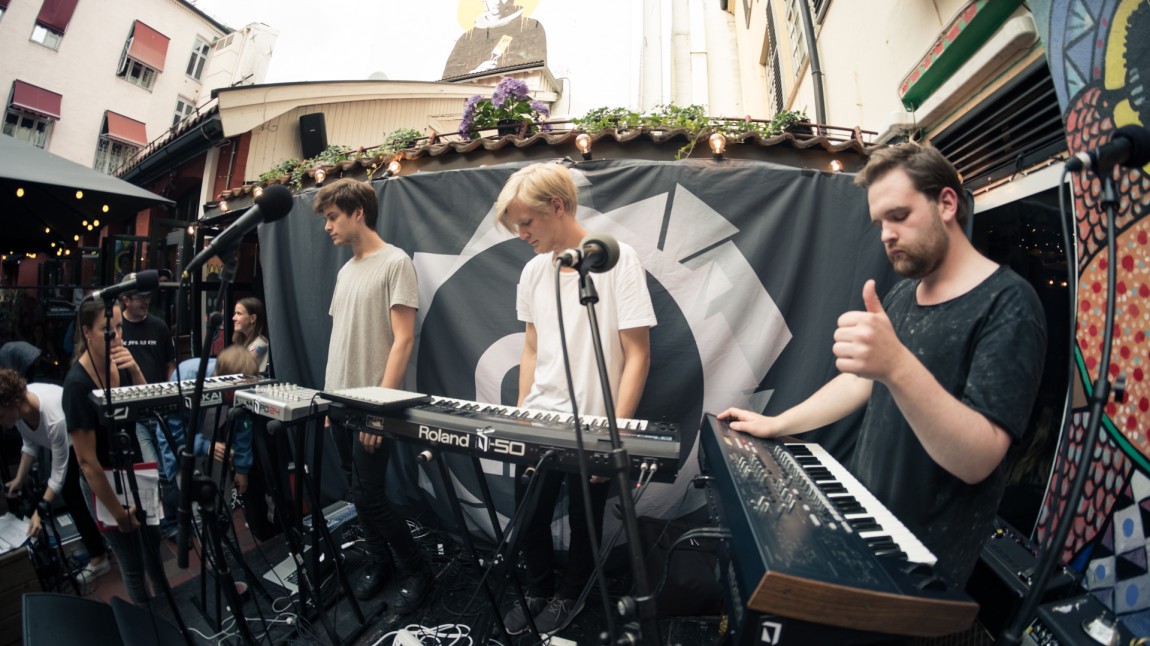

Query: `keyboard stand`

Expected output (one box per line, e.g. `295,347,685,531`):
252,414,372,645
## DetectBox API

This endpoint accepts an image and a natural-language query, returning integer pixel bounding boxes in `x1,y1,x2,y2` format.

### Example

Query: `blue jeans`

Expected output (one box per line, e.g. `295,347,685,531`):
79,475,167,606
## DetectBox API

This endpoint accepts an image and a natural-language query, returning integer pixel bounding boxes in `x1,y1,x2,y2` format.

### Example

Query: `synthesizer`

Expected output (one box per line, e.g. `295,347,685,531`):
699,414,976,641
88,375,275,421
235,383,330,422
325,394,680,483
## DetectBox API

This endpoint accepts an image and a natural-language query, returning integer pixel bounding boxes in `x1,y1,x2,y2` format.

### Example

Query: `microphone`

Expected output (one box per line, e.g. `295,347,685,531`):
1066,125,1150,174
554,232,621,274
86,270,160,302
181,184,294,279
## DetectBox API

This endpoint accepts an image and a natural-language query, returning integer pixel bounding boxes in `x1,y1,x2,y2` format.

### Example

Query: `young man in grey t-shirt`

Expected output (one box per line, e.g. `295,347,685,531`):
315,178,431,614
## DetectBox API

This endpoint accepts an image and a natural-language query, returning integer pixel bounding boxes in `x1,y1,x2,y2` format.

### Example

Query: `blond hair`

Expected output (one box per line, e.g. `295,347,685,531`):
494,163,577,232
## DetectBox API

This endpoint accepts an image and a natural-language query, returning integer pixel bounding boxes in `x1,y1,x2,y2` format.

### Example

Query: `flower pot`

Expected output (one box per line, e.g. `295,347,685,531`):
497,118,523,137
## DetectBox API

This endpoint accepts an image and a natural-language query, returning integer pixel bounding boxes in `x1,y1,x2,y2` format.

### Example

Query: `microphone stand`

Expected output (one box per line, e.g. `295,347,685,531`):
998,167,1121,645
174,251,260,645
576,271,659,646
98,295,191,645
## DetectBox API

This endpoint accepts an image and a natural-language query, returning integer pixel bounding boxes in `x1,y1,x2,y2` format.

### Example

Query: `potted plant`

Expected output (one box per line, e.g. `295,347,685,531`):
459,77,552,140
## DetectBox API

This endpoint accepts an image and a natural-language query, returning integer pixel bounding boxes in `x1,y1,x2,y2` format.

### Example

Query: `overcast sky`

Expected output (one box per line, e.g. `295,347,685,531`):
187,0,466,83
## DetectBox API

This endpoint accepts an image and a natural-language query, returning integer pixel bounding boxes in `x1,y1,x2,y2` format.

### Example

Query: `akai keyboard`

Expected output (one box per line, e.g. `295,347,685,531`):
89,375,275,421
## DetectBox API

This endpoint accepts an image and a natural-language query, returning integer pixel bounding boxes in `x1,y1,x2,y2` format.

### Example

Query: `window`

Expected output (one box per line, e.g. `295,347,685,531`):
5,80,61,148
173,97,195,126
30,24,63,49
809,0,830,24
116,21,170,92
186,37,210,80
93,137,138,174
760,3,785,116
4,110,53,148
119,59,157,90
94,111,146,174
30,0,77,50
785,0,808,77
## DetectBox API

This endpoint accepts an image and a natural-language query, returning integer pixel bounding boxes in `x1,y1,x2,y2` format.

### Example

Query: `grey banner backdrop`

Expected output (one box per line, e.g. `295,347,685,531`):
257,158,897,548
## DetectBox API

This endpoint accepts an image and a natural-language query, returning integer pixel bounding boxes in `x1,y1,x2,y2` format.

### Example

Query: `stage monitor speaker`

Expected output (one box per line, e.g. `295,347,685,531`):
299,113,328,159
23,593,183,646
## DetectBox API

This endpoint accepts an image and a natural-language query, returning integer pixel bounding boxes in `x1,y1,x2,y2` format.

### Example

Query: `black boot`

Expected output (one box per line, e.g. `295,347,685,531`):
389,561,433,614
353,555,393,600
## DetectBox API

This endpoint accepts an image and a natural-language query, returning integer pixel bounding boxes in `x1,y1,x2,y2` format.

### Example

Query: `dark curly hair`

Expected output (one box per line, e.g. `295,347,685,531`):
0,368,28,412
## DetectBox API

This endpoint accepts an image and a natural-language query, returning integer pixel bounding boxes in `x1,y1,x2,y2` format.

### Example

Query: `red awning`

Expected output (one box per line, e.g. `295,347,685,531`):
126,21,169,72
10,80,62,119
104,112,147,147
35,0,78,34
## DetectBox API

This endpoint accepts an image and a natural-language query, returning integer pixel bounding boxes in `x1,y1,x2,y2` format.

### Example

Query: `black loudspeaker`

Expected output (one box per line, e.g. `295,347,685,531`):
23,593,183,645
299,113,328,159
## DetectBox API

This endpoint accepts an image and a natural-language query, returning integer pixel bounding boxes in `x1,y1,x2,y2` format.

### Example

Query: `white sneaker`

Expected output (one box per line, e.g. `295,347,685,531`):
76,558,112,588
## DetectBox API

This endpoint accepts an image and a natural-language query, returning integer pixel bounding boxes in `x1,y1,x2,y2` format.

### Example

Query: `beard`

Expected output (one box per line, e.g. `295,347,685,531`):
888,206,949,279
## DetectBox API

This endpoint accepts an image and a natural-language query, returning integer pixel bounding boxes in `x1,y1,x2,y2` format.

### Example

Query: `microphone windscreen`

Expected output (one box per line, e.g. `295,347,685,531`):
1117,125,1150,168
256,184,295,223
135,269,160,292
582,232,621,273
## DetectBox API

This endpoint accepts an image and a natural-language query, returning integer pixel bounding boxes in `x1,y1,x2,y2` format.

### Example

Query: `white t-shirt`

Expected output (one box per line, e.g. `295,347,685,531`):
517,242,657,417
15,383,70,495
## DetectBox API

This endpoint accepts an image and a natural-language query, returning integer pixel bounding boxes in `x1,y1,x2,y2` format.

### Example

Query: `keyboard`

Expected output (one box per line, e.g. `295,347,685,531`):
699,414,976,639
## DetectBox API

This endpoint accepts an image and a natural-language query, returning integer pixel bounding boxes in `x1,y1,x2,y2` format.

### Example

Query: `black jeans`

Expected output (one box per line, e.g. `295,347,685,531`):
515,467,610,600
345,426,422,573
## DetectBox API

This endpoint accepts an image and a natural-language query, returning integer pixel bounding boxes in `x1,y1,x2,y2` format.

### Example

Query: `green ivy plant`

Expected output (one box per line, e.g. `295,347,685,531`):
288,145,354,189
381,127,422,152
258,158,301,184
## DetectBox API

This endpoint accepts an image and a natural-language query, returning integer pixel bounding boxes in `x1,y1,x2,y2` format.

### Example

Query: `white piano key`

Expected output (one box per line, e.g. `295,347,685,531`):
795,443,936,565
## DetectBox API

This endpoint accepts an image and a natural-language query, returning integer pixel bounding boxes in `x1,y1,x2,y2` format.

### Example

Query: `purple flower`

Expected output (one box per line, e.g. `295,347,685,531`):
530,100,549,117
459,94,483,141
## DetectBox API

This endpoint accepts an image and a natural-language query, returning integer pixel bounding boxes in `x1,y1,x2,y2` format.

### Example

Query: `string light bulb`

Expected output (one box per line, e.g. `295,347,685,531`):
253,186,264,198
829,160,843,173
102,205,109,213
219,200,229,212
93,219,100,227
575,133,592,160
709,133,727,159
387,159,402,175
75,190,83,200
16,187,24,198
314,168,327,185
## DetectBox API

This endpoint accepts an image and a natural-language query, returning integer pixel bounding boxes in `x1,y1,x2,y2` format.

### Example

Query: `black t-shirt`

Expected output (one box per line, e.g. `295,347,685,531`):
849,266,1047,587
121,314,174,383
61,362,135,469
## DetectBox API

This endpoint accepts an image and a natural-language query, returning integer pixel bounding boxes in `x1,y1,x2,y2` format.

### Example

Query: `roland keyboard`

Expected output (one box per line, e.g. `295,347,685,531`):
698,414,976,642
89,375,275,422
325,394,680,482
235,383,330,422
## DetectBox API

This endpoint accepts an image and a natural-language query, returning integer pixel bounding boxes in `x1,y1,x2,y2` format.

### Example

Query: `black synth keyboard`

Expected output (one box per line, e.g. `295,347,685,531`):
89,375,276,422
326,395,680,482
699,414,976,642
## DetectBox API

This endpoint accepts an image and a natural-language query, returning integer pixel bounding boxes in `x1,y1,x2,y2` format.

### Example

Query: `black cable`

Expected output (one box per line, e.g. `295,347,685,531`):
999,167,1119,645
553,262,617,641
640,528,731,602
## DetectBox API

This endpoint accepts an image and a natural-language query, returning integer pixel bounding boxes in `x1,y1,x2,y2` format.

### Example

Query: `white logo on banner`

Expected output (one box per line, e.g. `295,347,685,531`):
410,170,789,518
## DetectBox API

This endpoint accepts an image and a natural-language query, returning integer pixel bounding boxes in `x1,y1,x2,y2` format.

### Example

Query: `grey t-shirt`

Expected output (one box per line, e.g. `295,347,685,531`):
324,244,419,390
